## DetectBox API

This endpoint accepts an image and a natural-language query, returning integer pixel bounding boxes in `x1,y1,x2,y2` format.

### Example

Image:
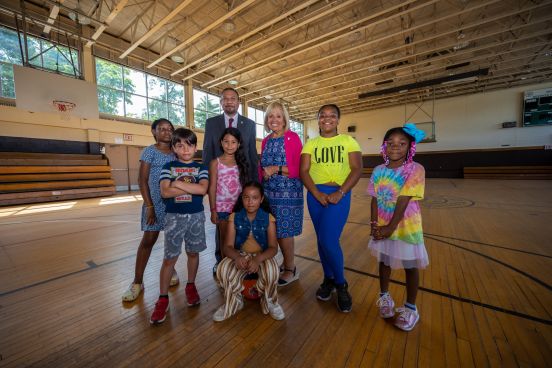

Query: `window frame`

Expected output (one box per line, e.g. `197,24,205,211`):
95,57,186,125
0,26,81,99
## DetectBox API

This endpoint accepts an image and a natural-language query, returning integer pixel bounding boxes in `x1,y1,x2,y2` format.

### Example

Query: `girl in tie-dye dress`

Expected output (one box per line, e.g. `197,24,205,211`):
368,123,429,332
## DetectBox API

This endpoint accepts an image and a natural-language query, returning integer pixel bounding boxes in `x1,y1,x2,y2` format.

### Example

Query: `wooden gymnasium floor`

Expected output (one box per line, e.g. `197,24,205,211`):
0,178,551,367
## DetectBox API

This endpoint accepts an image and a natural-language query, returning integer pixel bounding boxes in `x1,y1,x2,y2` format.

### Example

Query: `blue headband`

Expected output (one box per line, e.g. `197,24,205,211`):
403,123,425,143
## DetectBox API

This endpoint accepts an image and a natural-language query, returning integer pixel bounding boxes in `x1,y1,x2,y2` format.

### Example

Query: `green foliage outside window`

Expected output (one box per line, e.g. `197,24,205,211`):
95,57,185,124
0,26,80,98
194,93,221,129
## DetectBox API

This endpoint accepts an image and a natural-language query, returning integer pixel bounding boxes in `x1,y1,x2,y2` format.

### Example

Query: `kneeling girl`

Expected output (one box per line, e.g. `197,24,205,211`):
214,181,284,322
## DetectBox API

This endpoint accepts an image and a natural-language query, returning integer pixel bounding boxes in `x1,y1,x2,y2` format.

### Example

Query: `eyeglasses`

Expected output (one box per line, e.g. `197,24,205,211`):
318,114,338,120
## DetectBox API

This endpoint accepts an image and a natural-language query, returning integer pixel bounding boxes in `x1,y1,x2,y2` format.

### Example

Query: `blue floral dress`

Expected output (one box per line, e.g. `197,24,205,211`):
261,136,303,238
140,145,175,231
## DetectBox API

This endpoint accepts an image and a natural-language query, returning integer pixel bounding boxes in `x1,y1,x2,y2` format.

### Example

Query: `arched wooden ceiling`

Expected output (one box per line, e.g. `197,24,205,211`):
3,0,552,121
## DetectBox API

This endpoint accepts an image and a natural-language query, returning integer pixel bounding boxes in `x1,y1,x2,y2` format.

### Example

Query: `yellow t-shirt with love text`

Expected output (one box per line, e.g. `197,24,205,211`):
301,134,361,185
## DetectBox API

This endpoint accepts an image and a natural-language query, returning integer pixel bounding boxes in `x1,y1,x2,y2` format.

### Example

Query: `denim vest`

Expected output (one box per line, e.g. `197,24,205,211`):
234,208,269,251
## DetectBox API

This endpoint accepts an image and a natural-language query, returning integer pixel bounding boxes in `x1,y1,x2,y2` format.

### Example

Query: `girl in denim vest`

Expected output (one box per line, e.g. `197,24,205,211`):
213,181,284,322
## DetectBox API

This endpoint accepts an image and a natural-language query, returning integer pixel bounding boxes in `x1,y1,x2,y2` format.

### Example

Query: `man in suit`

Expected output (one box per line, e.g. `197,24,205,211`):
202,87,258,273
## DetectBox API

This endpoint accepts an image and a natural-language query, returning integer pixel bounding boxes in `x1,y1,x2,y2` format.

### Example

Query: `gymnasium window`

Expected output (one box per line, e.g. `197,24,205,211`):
247,106,304,141
289,119,304,143
247,106,268,139
193,88,242,129
0,26,80,99
95,58,185,125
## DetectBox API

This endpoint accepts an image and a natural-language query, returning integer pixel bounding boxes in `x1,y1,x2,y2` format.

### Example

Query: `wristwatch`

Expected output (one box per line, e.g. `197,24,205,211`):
278,166,283,175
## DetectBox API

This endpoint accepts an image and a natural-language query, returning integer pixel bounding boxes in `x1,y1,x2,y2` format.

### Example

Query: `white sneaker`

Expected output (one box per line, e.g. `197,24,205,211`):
122,283,143,302
169,271,179,287
213,297,244,322
267,299,285,320
376,293,395,318
394,307,420,331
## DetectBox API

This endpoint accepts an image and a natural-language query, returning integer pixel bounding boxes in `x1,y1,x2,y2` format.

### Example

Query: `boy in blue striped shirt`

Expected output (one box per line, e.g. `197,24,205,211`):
150,128,209,325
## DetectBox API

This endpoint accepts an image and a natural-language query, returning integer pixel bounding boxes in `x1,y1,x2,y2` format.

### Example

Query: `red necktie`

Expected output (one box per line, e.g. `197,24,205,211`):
229,118,234,128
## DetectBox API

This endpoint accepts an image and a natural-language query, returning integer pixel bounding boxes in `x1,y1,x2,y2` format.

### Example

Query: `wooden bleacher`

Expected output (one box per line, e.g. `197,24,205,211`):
0,152,116,206
361,167,373,177
463,165,552,180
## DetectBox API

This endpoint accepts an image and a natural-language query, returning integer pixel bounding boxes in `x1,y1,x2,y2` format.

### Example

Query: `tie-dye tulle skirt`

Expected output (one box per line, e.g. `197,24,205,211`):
368,238,429,269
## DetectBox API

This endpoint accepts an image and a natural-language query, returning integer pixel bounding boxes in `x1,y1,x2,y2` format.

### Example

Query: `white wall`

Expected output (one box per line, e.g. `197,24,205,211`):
305,81,552,154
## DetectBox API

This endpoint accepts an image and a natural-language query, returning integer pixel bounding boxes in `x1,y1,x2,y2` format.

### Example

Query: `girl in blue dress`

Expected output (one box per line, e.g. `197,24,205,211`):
122,118,178,302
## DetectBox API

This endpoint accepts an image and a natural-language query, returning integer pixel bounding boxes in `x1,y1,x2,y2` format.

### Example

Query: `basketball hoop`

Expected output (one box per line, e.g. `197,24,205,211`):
52,100,76,120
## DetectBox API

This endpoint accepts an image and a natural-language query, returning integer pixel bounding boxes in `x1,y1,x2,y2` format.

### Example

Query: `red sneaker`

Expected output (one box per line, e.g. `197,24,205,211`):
185,283,200,306
150,297,169,325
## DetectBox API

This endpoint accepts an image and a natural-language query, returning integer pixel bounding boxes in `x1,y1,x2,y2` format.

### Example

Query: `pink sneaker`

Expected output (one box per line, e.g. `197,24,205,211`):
150,298,169,325
394,307,420,331
185,283,200,306
376,293,395,318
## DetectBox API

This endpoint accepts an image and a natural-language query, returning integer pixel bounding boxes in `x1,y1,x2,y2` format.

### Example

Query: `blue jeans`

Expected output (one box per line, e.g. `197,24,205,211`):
306,184,351,285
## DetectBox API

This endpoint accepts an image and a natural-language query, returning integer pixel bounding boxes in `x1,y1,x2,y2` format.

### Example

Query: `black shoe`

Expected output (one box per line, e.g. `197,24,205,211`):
316,277,335,301
336,282,352,313
278,267,299,286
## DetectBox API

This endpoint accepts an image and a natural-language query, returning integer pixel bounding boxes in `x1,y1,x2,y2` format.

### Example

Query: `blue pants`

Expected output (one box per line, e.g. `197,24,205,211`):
307,184,351,285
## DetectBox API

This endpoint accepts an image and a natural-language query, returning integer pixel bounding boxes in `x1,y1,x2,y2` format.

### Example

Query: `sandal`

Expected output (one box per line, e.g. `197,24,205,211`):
278,267,299,286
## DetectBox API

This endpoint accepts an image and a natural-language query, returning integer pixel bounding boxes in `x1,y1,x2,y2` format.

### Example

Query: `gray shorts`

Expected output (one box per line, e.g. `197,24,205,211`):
164,212,207,259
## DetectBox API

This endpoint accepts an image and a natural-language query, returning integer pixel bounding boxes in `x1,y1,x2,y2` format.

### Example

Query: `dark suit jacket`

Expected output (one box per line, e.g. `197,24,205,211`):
202,113,258,182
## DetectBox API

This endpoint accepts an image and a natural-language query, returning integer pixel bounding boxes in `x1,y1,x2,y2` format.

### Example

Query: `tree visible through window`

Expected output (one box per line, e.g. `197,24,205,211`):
0,26,79,99
95,57,185,125
193,89,220,129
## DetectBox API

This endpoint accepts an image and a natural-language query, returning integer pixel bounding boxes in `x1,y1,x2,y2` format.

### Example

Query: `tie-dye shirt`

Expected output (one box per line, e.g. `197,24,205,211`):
367,162,425,245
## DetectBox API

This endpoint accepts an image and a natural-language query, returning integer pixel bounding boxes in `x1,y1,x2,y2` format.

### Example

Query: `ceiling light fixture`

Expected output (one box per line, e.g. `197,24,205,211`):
171,55,184,63
222,19,236,33
441,76,478,85
453,41,470,51
68,0,90,25
228,79,238,85
349,31,361,41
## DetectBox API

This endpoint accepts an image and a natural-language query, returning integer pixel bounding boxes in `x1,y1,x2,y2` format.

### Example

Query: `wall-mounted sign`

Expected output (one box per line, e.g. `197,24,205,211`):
123,133,133,141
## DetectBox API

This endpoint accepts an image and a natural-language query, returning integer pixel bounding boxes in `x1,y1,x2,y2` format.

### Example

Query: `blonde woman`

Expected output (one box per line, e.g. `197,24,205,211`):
259,102,304,286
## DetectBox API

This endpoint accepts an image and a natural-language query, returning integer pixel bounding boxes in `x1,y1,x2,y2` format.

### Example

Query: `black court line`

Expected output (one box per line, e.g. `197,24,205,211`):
2,245,550,325
424,232,552,259
295,254,552,326
346,220,552,259
0,253,137,298
346,220,552,292
423,234,552,292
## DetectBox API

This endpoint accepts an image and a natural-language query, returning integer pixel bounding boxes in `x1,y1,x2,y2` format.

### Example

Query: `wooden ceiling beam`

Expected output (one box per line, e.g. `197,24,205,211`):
197,0,361,87
86,0,130,48
119,0,194,58
146,0,257,68
252,13,552,105
173,0,319,79
243,0,534,98
204,0,429,89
